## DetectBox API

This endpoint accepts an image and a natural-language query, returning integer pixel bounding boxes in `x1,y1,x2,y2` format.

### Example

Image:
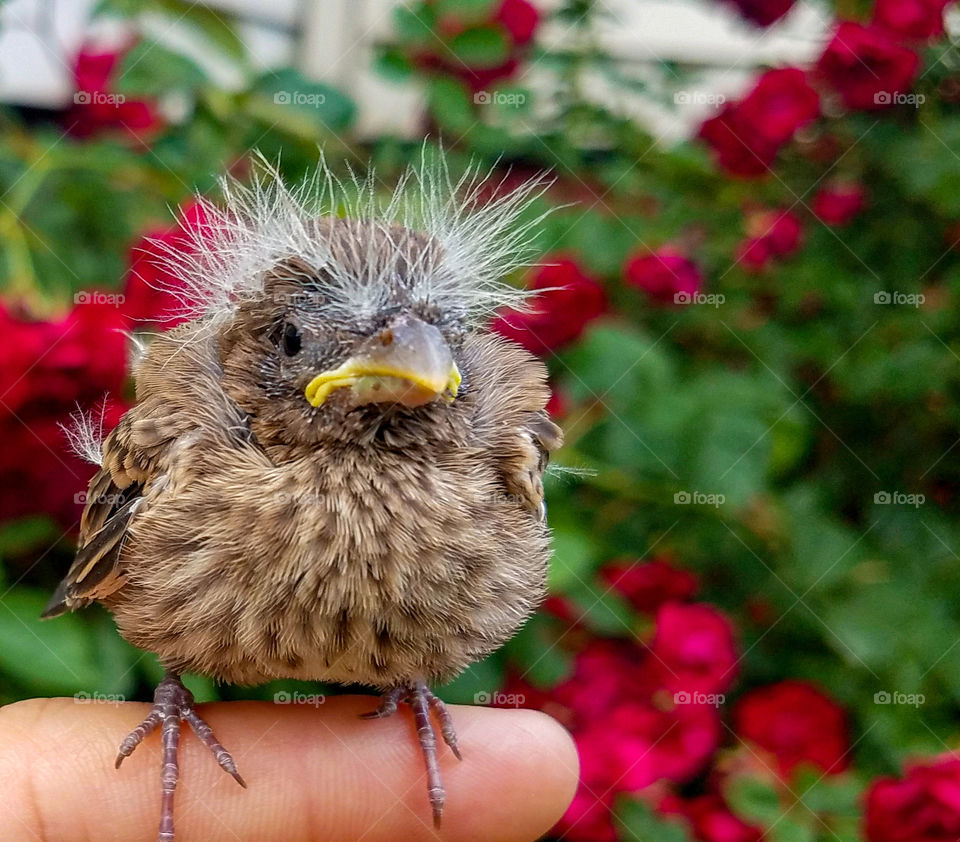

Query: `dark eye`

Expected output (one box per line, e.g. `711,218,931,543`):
281,322,302,356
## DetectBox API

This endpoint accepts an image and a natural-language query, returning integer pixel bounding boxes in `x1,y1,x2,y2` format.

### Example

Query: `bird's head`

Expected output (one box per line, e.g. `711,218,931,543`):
154,153,550,448
217,219,472,446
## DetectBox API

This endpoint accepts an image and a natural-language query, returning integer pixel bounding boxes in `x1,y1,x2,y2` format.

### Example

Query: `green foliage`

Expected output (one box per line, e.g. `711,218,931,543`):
1,4,960,838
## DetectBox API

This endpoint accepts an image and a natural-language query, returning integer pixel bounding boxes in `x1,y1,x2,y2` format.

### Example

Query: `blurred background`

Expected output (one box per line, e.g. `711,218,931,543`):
1,0,959,839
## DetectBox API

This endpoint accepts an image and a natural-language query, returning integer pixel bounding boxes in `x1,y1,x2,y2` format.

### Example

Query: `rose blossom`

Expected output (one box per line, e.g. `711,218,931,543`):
699,104,780,177
813,183,867,226
650,602,739,695
733,680,850,776
66,44,160,139
623,248,703,305
600,558,698,613
738,68,820,145
816,22,920,111
865,754,960,842
492,257,605,354
722,0,796,27
744,208,803,258
122,201,213,329
873,0,949,40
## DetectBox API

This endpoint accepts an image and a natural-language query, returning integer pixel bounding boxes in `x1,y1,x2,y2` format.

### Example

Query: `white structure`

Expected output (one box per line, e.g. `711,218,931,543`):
0,0,831,141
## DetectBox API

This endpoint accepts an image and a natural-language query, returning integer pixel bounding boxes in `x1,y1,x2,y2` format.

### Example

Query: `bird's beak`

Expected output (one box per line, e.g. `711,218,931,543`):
305,316,461,409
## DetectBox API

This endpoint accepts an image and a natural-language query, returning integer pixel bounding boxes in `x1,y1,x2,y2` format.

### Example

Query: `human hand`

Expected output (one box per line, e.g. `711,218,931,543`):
0,695,578,842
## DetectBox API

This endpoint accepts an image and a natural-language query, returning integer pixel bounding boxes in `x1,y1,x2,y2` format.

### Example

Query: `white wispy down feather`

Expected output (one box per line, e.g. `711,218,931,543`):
150,148,554,328
60,401,111,466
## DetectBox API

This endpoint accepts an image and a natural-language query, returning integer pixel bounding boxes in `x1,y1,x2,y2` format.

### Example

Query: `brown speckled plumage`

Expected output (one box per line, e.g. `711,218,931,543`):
44,192,561,836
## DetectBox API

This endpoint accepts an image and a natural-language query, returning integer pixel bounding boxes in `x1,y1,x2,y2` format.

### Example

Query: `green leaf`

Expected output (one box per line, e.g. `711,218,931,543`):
450,26,510,69
393,5,436,45
251,68,356,133
436,654,505,704
146,0,249,62
615,799,691,842
0,516,60,559
503,614,573,688
374,48,415,83
114,42,207,96
0,589,104,695
435,0,499,22
725,776,782,825
426,76,476,131
548,522,601,591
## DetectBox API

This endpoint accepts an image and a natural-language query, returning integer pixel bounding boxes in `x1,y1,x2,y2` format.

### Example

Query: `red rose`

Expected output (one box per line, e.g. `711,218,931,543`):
123,200,212,329
735,236,773,273
865,754,960,842
816,22,920,111
623,248,703,305
746,208,803,257
873,0,948,40
66,45,160,139
738,68,820,145
491,257,605,354
604,700,720,790
813,182,867,226
651,602,739,695
570,700,720,800
416,0,537,91
554,784,618,842
496,0,539,46
553,638,651,722
545,386,569,418
723,0,796,27
733,680,849,777
665,794,764,842
699,105,780,177
600,558,698,613
0,302,129,527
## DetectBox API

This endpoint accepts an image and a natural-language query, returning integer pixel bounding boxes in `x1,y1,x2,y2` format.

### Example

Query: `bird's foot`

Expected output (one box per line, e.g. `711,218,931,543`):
361,681,461,827
115,673,245,842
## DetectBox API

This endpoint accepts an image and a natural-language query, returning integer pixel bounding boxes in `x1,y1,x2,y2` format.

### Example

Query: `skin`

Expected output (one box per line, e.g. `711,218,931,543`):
0,697,579,842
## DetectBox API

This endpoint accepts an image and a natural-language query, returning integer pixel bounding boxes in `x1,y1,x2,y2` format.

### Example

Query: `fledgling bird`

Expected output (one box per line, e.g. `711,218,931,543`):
44,154,563,841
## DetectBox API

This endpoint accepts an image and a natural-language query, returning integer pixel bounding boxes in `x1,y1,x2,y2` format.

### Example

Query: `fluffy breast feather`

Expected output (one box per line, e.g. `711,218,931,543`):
100,327,559,687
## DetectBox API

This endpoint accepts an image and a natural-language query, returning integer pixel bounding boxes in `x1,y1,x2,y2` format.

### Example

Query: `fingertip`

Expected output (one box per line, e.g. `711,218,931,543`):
0,696,579,842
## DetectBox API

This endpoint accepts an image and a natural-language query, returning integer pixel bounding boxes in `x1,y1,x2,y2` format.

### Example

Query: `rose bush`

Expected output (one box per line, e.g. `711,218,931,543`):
2,0,960,839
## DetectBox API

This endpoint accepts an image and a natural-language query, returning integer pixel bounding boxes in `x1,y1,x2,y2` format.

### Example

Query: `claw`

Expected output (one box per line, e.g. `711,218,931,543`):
116,673,244,841
361,682,459,826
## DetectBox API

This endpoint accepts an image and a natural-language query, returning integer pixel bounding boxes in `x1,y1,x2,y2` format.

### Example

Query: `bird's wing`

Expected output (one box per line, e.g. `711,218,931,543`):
42,402,182,617
503,408,563,519
43,325,250,618
464,333,563,518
